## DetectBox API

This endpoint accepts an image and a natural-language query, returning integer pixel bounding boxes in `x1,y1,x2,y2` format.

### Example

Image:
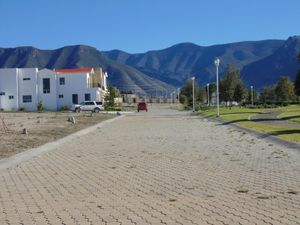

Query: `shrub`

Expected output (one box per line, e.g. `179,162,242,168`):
37,101,44,112
60,105,69,111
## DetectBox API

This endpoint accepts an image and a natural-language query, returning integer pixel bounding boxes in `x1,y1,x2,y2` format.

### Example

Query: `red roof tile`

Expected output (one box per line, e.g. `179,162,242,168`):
54,68,93,73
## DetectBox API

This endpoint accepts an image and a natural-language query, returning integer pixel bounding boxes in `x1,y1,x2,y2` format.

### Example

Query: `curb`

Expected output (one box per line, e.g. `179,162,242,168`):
0,115,125,170
199,115,300,151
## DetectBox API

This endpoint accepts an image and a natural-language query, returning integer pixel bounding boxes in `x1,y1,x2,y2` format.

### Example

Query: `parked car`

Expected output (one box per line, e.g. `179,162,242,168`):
71,101,104,113
137,102,147,112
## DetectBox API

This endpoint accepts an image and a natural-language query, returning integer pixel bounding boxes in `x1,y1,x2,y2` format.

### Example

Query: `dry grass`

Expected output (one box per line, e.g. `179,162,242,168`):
0,111,114,159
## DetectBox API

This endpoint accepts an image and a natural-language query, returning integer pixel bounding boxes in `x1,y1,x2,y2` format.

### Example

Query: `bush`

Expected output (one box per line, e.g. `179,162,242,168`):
19,107,26,112
37,101,44,112
60,105,69,111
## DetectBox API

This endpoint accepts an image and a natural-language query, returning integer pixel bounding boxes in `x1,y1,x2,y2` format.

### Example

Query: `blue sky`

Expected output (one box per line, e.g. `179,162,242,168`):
0,0,299,53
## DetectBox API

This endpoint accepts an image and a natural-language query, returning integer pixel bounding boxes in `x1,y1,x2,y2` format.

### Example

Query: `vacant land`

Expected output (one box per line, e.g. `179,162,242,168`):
0,111,114,159
200,105,300,142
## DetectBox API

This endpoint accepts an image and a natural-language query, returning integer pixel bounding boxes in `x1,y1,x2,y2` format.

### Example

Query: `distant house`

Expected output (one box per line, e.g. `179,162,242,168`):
0,67,108,111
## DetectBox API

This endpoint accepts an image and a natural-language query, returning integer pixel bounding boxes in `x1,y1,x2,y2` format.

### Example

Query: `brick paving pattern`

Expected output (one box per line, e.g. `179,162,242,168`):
0,107,300,225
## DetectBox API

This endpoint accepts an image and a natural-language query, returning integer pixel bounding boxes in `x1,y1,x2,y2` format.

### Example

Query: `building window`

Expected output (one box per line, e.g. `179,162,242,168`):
43,78,50,94
59,77,65,85
9,96,14,100
22,95,32,103
59,95,64,98
85,93,91,101
23,78,31,81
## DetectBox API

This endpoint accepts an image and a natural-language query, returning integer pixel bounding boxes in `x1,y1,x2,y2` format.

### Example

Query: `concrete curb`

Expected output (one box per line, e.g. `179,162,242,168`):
199,115,300,151
0,115,125,170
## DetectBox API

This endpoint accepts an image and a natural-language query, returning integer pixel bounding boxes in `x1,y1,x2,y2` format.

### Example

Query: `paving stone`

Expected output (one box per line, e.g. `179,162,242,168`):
1,107,300,225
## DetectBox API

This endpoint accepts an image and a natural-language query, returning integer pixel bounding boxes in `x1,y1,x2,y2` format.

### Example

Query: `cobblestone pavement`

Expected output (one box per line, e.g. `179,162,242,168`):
1,106,300,225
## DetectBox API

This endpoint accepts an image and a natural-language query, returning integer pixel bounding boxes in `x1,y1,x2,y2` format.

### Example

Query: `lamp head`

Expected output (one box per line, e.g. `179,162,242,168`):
214,58,220,66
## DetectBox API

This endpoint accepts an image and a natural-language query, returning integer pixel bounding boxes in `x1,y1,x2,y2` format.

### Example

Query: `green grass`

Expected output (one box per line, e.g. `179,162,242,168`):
277,105,300,123
199,106,300,143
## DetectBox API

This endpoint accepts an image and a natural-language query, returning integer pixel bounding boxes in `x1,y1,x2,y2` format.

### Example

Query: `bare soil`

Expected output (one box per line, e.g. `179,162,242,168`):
0,111,114,159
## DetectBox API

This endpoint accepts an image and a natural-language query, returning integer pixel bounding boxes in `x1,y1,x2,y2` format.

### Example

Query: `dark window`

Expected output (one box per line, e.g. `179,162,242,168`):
96,101,102,106
59,77,65,85
84,101,94,105
23,78,31,81
72,94,78,104
9,96,14,100
43,78,50,94
85,93,91,101
22,95,32,103
59,95,64,98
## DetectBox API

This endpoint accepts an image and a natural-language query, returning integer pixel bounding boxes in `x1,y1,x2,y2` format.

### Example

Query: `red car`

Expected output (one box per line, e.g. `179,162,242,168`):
137,102,148,112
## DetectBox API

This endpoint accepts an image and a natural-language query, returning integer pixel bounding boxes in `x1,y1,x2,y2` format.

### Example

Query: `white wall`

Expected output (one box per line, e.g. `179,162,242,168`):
37,69,57,110
17,68,38,111
0,69,18,111
0,68,104,111
56,72,100,109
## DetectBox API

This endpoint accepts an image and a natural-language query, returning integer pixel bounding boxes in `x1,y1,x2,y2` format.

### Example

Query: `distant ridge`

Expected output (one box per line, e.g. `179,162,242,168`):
1,35,300,92
0,45,174,94
104,39,287,88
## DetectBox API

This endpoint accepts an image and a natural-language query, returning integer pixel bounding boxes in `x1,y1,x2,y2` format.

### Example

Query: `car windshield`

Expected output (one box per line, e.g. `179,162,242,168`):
96,102,102,105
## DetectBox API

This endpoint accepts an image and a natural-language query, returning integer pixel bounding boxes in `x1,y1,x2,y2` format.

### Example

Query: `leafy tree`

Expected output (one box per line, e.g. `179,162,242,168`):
259,85,276,104
294,70,300,97
233,80,248,103
105,85,120,108
219,64,243,107
180,79,204,108
295,52,300,100
275,76,296,103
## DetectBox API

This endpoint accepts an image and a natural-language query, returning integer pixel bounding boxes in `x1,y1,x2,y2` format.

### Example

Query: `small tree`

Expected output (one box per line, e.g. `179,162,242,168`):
295,52,300,101
275,76,295,103
233,80,248,104
294,70,300,98
179,79,203,108
259,85,276,104
37,101,44,112
219,64,241,108
105,85,120,109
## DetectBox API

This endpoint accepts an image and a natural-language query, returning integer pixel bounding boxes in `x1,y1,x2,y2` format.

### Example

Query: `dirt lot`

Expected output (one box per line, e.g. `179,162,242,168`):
0,111,114,159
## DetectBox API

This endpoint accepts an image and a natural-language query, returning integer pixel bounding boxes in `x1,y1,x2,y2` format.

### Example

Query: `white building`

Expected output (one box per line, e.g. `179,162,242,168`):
0,67,108,111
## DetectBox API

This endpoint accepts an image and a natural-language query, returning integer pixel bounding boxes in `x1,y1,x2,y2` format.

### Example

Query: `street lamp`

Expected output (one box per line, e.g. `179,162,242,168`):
251,85,254,106
207,83,210,106
191,77,195,112
214,58,220,117
177,88,180,105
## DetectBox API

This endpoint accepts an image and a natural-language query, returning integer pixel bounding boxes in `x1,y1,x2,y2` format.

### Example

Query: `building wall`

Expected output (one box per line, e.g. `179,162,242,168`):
56,72,100,109
0,69,18,110
37,69,57,110
0,68,107,111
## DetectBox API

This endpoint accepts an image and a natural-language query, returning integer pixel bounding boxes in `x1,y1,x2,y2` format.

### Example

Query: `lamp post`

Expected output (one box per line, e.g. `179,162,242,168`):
207,83,210,106
251,85,254,106
177,88,180,105
191,77,195,112
214,58,220,117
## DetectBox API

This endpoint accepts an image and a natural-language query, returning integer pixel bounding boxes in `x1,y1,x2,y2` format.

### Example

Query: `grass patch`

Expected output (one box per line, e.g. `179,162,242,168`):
199,106,300,142
277,105,300,123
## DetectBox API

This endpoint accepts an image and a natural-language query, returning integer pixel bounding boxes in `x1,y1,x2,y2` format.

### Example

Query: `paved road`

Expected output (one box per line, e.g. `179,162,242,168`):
1,105,300,225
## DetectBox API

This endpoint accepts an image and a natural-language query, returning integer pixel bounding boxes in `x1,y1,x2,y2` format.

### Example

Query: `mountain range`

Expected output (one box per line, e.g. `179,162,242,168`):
0,35,300,94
